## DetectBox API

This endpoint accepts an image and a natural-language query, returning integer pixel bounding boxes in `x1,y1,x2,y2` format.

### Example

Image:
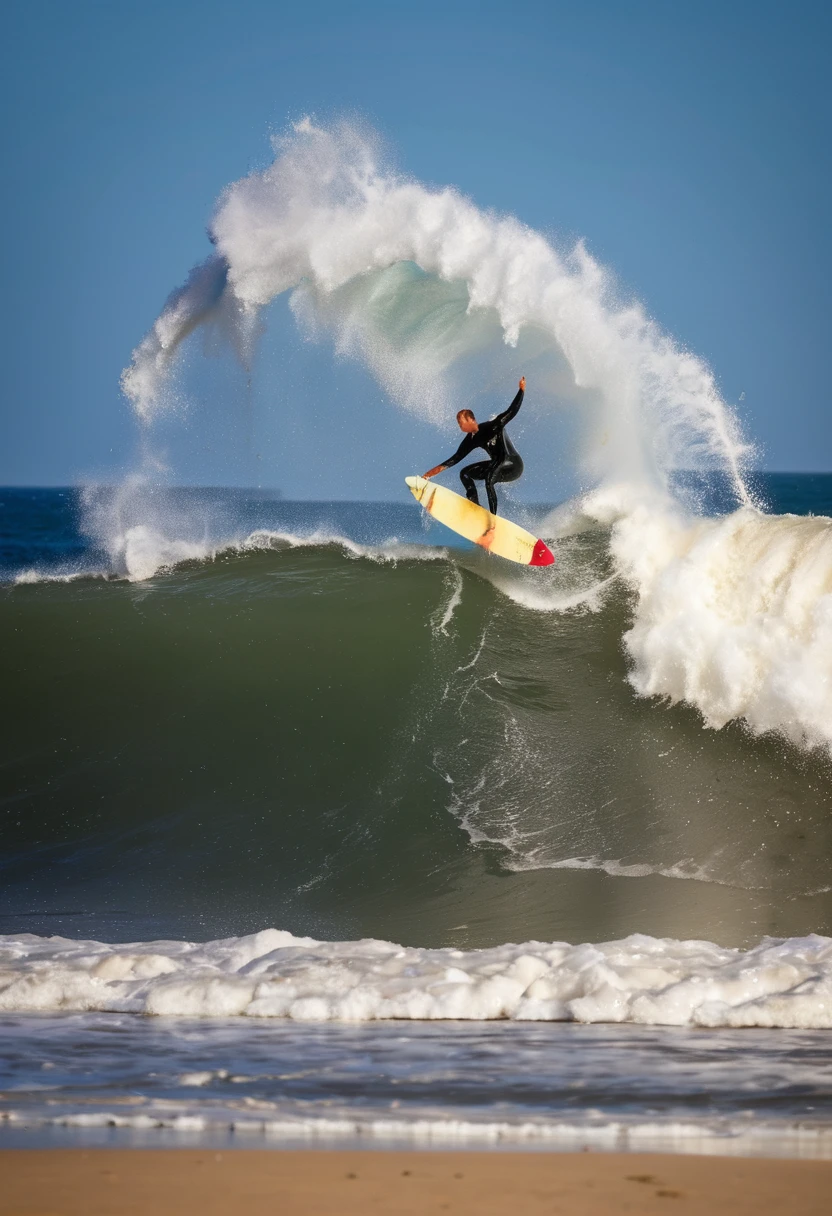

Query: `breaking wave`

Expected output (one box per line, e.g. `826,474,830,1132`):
108,118,831,752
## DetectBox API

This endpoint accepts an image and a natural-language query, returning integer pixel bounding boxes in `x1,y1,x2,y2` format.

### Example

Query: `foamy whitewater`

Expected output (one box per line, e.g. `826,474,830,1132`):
2,930,831,1029
114,118,832,752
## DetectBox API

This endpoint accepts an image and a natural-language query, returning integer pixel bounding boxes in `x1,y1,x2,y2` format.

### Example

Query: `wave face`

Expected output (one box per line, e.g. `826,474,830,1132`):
3,502,832,958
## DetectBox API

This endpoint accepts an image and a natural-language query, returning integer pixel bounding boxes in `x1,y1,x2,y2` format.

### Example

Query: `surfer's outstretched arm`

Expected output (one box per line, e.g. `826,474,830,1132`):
423,433,476,479
495,376,526,426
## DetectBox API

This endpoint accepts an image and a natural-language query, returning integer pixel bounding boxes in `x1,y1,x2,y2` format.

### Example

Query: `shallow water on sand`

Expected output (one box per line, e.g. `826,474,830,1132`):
2,1015,831,1157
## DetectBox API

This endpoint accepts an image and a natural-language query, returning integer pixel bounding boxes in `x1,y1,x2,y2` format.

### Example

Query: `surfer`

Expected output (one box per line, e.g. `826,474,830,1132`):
422,377,525,516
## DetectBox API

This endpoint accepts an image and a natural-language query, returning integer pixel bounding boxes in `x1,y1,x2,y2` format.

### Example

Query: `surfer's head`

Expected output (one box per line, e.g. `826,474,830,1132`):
456,409,479,433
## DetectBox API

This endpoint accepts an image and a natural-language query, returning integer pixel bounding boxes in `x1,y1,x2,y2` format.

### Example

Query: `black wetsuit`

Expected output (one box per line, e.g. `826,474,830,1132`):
438,388,524,514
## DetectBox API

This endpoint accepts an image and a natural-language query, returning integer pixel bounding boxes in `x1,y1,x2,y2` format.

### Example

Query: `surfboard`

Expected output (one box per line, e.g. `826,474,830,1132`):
406,476,555,567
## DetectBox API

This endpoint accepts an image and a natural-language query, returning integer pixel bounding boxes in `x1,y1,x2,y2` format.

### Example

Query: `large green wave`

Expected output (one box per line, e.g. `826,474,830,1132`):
3,543,831,950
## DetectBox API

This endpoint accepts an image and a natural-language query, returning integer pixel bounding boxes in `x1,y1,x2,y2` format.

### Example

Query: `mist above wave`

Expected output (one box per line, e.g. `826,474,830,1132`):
122,117,751,501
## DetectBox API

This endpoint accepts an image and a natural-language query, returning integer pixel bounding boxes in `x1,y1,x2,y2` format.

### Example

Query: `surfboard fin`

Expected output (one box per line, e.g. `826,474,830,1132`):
530,539,555,567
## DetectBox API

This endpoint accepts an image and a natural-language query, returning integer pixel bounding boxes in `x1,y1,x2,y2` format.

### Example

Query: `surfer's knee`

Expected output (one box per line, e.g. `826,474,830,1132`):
501,458,523,483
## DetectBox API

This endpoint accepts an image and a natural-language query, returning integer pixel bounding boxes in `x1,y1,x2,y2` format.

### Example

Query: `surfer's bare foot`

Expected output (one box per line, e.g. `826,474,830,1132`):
476,526,496,552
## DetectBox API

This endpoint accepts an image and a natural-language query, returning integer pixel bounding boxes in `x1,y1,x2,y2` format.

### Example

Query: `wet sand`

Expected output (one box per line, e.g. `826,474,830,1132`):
0,1150,830,1214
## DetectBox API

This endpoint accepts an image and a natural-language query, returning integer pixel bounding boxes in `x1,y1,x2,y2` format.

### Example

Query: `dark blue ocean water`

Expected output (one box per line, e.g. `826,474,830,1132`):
0,488,433,580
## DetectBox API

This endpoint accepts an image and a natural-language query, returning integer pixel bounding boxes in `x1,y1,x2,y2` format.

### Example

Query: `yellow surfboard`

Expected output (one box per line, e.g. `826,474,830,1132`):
406,476,554,567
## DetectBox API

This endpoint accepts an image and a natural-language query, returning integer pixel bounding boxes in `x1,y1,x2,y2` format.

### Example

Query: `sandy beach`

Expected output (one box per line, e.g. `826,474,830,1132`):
1,1150,830,1215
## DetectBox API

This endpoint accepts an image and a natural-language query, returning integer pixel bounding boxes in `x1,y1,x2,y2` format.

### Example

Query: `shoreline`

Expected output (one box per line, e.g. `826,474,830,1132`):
1,1150,830,1215
3,1122,832,1159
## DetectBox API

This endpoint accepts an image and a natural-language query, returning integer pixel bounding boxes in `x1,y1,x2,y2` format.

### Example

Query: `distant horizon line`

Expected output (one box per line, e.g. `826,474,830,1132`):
2,471,832,496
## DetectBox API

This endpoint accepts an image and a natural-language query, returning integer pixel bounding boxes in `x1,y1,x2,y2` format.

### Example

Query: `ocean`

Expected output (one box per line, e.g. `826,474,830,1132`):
2,117,832,1156
1,480,832,1154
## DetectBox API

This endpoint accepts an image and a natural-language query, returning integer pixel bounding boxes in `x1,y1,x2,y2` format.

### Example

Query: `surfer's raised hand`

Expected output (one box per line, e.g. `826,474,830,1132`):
519,376,526,391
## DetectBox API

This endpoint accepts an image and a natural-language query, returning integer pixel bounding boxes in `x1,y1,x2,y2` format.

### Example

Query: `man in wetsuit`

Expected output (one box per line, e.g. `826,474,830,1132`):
423,377,526,515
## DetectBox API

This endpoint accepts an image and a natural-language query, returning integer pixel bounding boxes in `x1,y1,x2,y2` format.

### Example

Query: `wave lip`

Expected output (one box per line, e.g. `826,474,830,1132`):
9,526,452,585
2,929,831,1029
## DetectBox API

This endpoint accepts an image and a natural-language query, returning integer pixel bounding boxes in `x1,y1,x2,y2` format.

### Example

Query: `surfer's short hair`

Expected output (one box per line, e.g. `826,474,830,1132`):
456,409,476,424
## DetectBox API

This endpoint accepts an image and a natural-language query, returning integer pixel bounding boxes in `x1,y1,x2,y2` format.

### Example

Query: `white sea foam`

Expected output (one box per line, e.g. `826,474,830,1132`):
581,487,832,751
1,929,830,1028
511,855,715,885
239,528,449,568
12,567,109,586
431,566,464,635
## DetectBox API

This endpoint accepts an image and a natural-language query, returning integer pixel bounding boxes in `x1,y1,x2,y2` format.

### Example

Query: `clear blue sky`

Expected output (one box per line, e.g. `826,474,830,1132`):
1,0,830,490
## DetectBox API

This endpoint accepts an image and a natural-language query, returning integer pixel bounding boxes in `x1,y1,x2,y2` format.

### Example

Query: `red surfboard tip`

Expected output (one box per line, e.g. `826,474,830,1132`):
530,538,555,567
